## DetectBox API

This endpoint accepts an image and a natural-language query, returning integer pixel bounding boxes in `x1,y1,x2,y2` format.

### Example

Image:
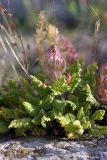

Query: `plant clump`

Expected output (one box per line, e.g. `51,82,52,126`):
0,11,107,139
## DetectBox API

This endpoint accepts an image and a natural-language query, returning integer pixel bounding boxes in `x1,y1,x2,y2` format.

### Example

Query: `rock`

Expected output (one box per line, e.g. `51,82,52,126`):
0,136,107,160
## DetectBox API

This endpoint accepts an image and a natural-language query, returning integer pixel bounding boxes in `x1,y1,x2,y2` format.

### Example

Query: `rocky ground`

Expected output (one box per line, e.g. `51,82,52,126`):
0,136,107,160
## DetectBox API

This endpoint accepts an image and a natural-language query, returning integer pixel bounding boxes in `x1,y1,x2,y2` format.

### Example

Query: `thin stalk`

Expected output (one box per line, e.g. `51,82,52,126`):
3,34,30,78
15,30,29,72
0,3,29,72
0,35,19,81
0,23,14,43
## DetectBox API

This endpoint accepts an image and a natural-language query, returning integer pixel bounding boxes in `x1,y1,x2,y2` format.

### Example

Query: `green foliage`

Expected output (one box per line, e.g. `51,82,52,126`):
23,102,37,116
85,84,98,105
0,61,106,139
0,121,9,134
90,110,105,121
41,115,51,128
57,113,76,127
65,120,84,135
51,76,69,95
69,61,81,93
9,118,32,129
89,126,107,138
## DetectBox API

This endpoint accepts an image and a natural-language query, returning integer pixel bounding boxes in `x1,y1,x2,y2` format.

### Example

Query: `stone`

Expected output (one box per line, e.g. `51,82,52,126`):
0,136,107,160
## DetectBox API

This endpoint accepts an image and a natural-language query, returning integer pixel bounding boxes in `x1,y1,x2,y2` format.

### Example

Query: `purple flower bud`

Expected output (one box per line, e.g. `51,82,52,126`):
44,45,66,82
44,63,62,81
45,45,66,72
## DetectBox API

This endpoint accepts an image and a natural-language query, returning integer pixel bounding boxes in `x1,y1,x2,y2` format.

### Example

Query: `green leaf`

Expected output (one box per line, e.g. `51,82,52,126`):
23,102,37,116
65,120,84,135
89,125,107,137
32,115,41,125
57,113,76,127
90,110,105,121
51,76,69,95
41,94,54,111
30,75,51,96
83,62,98,89
77,107,85,120
69,61,81,93
53,99,66,111
82,103,91,116
64,100,77,111
69,95,79,109
85,84,98,105
47,110,62,120
49,99,66,119
41,115,51,128
0,107,24,120
9,118,32,129
81,116,91,129
30,75,43,87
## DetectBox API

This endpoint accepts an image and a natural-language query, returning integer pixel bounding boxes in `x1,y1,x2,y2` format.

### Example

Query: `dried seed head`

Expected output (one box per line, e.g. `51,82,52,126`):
47,24,59,44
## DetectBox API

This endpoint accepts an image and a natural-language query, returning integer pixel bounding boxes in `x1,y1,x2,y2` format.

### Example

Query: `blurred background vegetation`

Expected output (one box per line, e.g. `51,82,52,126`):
0,0,107,84
0,0,107,32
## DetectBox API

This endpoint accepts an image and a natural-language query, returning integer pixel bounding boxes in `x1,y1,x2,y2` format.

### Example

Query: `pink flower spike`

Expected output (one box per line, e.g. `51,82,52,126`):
103,77,107,89
98,86,107,98
100,63,107,80
59,35,79,66
60,35,73,51
66,51,79,66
